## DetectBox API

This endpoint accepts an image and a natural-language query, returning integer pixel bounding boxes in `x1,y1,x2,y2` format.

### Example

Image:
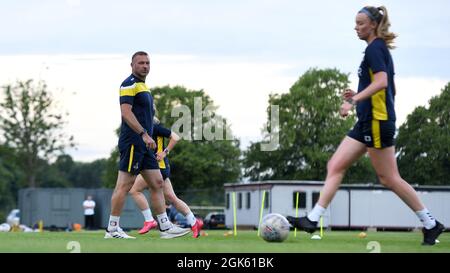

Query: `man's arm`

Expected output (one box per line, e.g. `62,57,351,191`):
121,104,146,135
120,104,156,149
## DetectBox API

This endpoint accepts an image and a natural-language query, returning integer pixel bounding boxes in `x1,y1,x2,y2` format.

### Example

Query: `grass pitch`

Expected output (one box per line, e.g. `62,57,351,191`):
0,229,448,253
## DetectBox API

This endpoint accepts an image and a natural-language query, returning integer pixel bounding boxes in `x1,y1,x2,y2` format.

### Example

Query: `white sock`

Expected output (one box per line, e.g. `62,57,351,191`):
142,209,154,222
415,208,436,229
156,212,172,231
108,215,120,232
185,211,196,227
307,204,326,222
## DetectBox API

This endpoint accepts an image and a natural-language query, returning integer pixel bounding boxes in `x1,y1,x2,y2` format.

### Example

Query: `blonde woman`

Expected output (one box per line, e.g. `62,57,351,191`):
287,6,445,245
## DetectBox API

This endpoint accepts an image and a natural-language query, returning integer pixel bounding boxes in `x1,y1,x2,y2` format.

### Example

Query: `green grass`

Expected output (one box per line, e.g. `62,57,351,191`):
0,229,448,253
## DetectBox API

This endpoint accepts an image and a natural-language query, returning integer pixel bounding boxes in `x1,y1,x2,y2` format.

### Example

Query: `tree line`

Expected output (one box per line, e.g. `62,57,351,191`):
1,69,449,220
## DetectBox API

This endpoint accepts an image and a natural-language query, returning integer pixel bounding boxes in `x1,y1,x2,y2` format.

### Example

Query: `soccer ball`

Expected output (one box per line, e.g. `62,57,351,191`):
260,213,290,242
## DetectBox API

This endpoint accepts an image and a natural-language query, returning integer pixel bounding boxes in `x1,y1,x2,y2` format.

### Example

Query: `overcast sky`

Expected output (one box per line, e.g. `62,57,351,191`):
0,0,449,161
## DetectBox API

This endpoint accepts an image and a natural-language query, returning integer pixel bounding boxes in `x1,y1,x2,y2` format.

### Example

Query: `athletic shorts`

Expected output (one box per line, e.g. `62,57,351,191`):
160,166,171,180
347,120,396,149
119,143,159,175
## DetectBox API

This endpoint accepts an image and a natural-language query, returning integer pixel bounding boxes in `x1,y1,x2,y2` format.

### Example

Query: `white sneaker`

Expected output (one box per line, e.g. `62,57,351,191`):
160,225,190,239
104,227,136,239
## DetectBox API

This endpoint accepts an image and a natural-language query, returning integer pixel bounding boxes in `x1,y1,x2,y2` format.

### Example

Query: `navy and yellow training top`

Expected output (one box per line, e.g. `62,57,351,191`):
118,74,155,148
357,38,396,122
152,123,172,169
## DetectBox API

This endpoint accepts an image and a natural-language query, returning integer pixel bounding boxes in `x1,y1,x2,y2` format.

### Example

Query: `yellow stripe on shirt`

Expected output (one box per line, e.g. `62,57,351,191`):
119,82,151,97
120,83,137,97
369,69,388,120
135,82,150,94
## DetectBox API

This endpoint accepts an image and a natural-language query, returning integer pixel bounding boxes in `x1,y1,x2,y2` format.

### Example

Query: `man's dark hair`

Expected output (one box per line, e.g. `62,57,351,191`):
131,51,148,62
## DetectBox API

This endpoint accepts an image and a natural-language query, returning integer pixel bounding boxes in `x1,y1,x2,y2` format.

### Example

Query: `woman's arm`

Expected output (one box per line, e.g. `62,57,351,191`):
352,71,388,103
156,131,180,161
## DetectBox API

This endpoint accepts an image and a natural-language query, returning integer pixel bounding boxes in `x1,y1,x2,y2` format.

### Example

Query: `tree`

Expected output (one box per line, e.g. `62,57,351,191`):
243,68,375,182
103,85,241,205
103,147,120,188
0,80,75,187
68,159,108,188
34,154,107,188
0,145,24,221
36,159,71,188
397,83,450,185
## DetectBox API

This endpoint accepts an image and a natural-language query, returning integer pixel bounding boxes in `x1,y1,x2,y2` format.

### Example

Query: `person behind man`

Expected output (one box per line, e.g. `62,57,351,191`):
83,195,96,230
129,119,203,238
104,51,189,239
